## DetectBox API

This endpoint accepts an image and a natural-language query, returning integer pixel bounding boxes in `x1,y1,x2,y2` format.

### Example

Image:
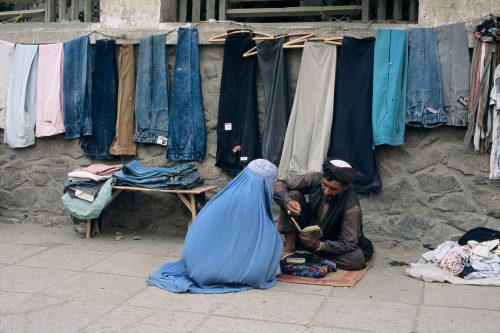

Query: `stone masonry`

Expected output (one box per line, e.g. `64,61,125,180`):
0,1,499,248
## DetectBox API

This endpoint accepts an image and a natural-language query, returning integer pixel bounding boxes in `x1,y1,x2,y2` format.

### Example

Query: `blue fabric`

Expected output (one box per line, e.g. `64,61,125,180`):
113,160,201,189
82,39,117,159
406,28,447,128
372,29,408,146
167,27,206,161
134,34,169,143
62,36,93,139
148,161,283,293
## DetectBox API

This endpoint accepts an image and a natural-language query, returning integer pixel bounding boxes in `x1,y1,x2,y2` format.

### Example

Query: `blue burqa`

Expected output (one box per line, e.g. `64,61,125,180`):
147,159,283,293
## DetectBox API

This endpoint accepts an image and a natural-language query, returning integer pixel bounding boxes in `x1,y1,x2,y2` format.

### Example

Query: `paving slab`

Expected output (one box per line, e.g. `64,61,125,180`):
125,287,226,313
80,305,157,333
40,271,147,304
313,298,418,332
17,248,115,271
307,326,367,333
0,300,114,333
0,243,48,265
212,289,322,325
417,305,500,333
272,281,332,296
3,294,74,315
0,291,33,315
0,265,76,293
423,283,500,310
120,309,208,333
85,252,168,278
194,316,309,333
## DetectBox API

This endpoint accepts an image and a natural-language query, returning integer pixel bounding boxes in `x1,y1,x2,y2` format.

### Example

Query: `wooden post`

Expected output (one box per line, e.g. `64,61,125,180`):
192,0,201,21
179,0,188,22
71,0,79,21
393,0,402,20
219,0,226,20
361,0,369,22
46,0,57,22
58,0,66,21
207,0,215,19
376,0,386,21
409,0,417,22
84,0,91,22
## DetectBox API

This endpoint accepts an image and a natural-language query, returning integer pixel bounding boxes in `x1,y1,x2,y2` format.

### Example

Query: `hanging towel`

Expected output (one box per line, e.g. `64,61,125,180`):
110,44,137,156
36,43,65,137
215,32,261,176
328,37,381,194
167,27,206,161
82,39,117,160
0,40,15,129
278,42,337,180
4,44,38,148
62,36,93,139
147,159,283,294
134,34,169,144
372,29,408,146
257,37,291,166
436,22,470,127
406,28,447,128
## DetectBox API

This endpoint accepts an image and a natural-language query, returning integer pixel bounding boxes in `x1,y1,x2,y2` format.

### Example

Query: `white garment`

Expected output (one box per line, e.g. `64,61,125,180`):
68,171,112,182
0,40,15,129
468,239,500,257
278,42,337,180
4,44,38,148
489,64,500,179
421,240,457,263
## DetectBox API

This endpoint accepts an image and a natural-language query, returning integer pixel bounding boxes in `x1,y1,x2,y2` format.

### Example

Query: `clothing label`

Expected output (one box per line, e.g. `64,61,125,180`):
457,96,468,107
224,123,232,131
240,156,248,161
156,135,168,146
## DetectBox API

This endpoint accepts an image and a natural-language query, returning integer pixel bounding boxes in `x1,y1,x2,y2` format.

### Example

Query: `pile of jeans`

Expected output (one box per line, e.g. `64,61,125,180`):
112,160,202,190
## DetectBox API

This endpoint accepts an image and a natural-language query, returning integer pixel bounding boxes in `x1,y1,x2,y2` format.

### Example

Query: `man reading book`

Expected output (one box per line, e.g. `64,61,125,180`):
273,159,373,270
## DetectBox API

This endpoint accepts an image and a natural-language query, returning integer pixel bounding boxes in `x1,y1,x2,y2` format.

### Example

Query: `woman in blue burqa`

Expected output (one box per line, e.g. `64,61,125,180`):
147,159,283,293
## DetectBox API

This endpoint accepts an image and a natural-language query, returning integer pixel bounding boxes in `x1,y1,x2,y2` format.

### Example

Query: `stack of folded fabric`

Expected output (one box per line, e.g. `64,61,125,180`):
113,160,202,190
65,164,123,202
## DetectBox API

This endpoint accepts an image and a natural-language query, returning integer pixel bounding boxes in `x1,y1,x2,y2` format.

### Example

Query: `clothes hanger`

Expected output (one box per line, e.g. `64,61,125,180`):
309,36,343,46
242,34,289,58
208,30,275,43
282,33,316,49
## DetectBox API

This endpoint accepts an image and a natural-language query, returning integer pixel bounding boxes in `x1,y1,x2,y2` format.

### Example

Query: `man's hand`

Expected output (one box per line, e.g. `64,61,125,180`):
286,200,301,216
299,235,320,250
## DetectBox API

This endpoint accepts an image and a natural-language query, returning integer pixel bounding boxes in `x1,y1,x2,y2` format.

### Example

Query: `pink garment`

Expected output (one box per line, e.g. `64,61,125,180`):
35,43,65,137
74,163,123,176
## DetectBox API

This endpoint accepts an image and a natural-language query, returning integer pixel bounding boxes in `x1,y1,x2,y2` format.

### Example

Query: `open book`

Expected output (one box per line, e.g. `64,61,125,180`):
290,216,323,239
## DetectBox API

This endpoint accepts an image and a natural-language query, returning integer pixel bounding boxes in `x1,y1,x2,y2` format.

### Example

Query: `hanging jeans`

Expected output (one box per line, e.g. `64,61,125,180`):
328,37,381,194
0,40,15,129
167,27,206,161
372,29,408,146
82,39,117,159
36,43,65,137
134,34,169,144
110,44,137,156
257,37,291,166
278,42,337,180
436,22,470,127
407,28,447,128
215,32,261,176
4,44,38,148
63,36,93,139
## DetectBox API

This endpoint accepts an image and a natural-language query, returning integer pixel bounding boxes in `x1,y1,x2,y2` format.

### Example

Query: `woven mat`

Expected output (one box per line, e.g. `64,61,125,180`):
277,254,374,287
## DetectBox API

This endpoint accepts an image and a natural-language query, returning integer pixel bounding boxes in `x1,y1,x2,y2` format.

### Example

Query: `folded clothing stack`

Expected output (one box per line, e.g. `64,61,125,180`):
112,160,202,190
64,163,123,202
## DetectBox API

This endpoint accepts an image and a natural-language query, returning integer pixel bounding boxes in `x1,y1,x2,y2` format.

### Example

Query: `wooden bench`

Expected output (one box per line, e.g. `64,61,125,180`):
83,184,218,239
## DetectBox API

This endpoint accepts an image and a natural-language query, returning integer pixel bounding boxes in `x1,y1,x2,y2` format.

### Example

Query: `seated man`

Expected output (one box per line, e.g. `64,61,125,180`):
273,159,373,270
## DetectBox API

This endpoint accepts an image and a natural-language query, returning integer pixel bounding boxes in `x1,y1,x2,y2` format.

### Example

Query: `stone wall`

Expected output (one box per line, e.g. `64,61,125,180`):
419,0,500,27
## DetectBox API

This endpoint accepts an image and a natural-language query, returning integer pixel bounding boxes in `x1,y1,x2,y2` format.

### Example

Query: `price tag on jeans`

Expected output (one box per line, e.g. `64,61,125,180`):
240,156,248,161
224,123,232,131
156,136,168,146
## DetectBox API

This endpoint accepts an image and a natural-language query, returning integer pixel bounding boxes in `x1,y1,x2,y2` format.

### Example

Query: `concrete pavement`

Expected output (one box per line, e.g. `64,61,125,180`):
1,221,500,333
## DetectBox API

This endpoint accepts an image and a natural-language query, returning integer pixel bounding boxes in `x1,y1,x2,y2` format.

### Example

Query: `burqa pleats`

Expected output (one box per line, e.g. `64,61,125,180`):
257,37,291,166
327,37,381,194
215,32,261,176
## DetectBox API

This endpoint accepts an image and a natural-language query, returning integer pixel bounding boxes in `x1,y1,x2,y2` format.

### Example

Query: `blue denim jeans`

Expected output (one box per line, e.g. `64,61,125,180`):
63,36,93,139
406,28,447,128
167,27,206,161
113,160,201,189
134,34,169,143
82,40,117,160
